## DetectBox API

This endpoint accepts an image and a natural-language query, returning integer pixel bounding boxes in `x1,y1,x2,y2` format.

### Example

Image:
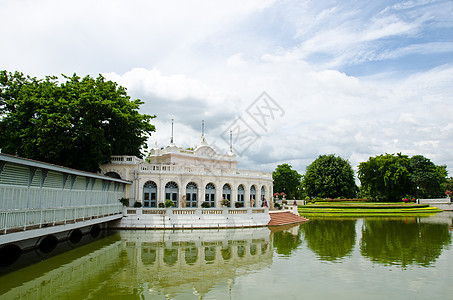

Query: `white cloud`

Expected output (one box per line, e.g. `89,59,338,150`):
1,0,452,178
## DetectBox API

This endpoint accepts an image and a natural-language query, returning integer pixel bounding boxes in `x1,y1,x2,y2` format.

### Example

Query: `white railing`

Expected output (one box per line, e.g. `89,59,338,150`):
419,198,452,204
0,184,125,210
109,156,272,179
110,156,143,164
125,207,268,216
0,204,123,234
138,164,271,179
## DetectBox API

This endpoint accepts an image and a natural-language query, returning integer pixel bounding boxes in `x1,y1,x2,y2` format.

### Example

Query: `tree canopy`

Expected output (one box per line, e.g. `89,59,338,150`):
272,163,302,199
358,153,447,201
302,154,357,199
0,70,156,172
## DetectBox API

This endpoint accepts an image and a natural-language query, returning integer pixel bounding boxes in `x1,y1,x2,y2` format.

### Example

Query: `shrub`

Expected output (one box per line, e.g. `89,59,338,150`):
165,199,175,208
201,202,211,208
158,203,165,208
235,202,244,208
119,197,129,207
221,198,230,206
133,201,142,208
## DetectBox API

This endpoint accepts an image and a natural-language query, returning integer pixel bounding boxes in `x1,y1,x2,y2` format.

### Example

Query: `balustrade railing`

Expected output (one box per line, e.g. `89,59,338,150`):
0,204,123,234
125,207,269,216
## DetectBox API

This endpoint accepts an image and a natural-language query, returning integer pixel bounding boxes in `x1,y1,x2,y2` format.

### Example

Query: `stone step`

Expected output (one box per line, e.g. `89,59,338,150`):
268,211,308,226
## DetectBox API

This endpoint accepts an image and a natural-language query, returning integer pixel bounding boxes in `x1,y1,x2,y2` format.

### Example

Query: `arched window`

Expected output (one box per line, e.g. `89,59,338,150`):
165,181,179,207
222,183,231,207
205,183,216,208
143,181,157,208
237,184,245,204
186,182,198,208
261,186,266,206
250,185,257,207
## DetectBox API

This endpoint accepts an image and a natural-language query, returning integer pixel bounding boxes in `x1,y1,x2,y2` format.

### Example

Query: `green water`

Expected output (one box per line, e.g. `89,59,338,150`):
1,213,453,299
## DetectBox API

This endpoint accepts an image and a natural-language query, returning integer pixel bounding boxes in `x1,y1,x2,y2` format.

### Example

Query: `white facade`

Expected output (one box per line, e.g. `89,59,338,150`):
100,135,273,209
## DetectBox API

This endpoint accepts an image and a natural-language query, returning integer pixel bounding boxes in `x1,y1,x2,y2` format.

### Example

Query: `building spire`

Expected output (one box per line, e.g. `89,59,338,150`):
199,120,208,146
228,130,234,155
170,118,174,145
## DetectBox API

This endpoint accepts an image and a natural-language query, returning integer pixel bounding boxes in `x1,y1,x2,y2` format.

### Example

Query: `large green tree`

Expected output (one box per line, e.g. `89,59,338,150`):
358,153,412,202
272,164,302,199
358,153,447,201
302,154,357,199
0,71,156,172
409,155,447,198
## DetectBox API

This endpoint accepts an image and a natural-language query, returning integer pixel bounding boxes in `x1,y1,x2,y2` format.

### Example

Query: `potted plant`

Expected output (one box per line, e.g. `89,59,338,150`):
201,201,211,208
119,197,129,207
221,198,230,207
235,202,244,208
158,202,165,208
165,199,175,208
446,190,452,199
133,201,142,207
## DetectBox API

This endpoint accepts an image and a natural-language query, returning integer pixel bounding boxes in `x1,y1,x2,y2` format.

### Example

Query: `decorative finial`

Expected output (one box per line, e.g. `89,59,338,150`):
170,118,174,144
229,130,233,154
202,120,205,136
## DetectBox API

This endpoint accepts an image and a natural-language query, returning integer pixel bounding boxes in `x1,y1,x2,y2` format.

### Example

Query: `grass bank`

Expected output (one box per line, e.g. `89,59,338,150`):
298,202,442,217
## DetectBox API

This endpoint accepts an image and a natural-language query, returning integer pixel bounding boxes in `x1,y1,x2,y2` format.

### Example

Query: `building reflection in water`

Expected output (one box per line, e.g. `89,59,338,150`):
0,228,274,299
122,228,273,298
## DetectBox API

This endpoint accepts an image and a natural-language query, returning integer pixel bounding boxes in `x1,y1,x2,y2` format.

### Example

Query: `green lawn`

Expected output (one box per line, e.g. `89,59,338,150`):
298,202,442,217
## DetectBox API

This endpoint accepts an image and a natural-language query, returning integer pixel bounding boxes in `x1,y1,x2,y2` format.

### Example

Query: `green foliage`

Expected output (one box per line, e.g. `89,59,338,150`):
302,154,357,199
133,201,142,208
360,219,451,267
441,177,453,193
272,164,302,200
221,198,230,207
272,228,302,256
158,202,165,208
410,155,447,198
358,153,447,202
119,197,129,207
234,201,244,208
0,70,156,172
165,199,175,208
302,219,356,262
201,201,211,208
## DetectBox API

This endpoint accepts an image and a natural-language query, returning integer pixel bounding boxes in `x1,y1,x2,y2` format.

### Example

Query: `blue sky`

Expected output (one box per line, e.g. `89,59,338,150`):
1,0,453,177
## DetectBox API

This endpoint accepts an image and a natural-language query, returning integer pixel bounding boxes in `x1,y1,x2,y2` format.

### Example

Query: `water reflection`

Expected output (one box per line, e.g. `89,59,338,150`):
301,218,356,262
1,215,452,299
0,228,273,299
119,229,273,298
271,225,302,256
360,217,452,268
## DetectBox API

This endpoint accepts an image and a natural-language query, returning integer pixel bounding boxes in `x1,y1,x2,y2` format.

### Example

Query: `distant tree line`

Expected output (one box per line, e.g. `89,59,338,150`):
273,153,448,202
0,70,156,172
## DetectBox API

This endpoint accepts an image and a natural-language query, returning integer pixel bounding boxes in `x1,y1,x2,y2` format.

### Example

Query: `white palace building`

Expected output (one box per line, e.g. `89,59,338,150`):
99,129,274,229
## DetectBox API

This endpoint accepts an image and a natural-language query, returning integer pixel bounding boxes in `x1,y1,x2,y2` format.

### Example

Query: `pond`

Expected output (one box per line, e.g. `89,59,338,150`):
1,212,453,299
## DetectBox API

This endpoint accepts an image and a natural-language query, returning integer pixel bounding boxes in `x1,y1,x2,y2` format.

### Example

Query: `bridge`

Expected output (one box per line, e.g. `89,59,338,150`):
0,153,129,267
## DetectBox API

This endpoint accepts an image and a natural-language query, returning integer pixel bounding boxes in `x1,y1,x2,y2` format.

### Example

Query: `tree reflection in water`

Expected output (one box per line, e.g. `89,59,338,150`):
272,226,303,257
360,218,451,268
301,218,356,262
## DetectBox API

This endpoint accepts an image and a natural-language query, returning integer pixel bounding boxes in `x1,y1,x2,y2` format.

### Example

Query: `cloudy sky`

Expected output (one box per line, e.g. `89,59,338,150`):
2,0,453,177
